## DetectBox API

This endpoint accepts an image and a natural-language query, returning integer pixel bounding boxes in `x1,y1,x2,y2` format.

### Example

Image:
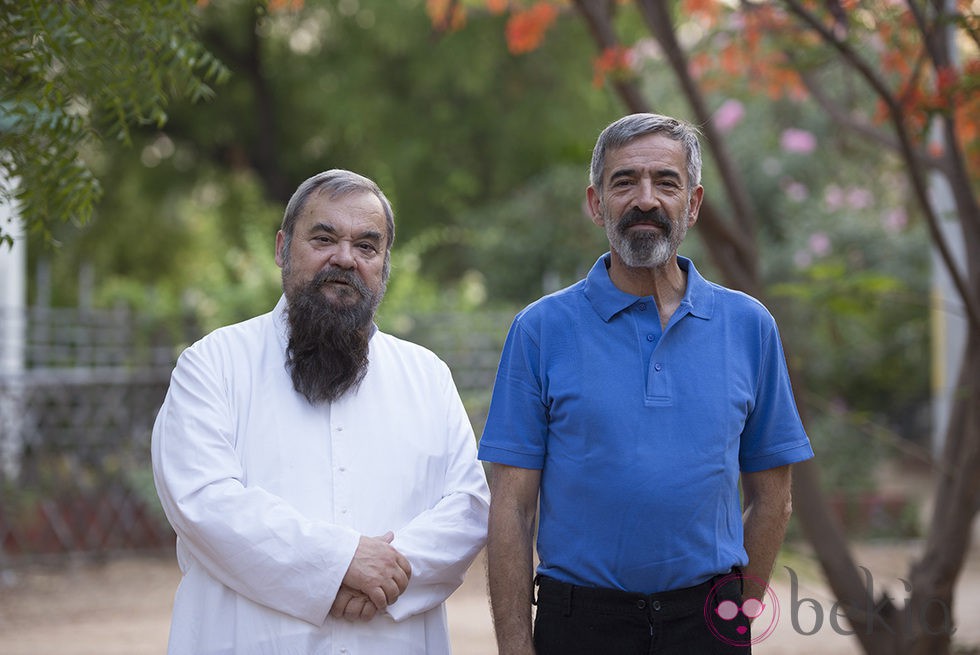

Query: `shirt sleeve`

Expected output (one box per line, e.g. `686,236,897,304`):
738,322,814,472
478,314,549,469
386,364,490,622
151,341,360,626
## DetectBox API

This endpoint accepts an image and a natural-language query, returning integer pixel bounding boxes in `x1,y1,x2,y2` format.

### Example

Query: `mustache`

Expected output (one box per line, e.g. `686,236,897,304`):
310,267,371,296
618,207,671,235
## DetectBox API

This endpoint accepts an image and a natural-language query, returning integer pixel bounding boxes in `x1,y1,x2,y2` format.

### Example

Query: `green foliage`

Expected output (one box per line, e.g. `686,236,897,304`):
91,169,284,339
116,0,617,268
804,405,884,497
31,0,620,332
20,0,931,482
0,0,227,243
461,165,609,304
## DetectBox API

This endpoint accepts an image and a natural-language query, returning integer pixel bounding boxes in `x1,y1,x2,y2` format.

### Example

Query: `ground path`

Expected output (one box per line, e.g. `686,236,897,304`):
1,541,977,654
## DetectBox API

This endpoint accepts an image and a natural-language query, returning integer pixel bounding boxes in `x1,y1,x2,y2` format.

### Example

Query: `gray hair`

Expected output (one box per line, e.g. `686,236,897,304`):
279,169,395,270
589,113,703,194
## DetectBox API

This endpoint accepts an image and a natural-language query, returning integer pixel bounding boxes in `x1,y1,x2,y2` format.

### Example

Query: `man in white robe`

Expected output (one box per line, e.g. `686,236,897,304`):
152,169,490,655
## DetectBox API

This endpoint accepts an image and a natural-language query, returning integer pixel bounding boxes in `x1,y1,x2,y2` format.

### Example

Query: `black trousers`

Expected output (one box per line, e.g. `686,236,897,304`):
533,574,751,655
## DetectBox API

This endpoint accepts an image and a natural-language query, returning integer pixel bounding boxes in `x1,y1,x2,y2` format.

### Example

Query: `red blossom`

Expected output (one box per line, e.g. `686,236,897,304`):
505,2,559,54
592,45,633,88
427,0,467,31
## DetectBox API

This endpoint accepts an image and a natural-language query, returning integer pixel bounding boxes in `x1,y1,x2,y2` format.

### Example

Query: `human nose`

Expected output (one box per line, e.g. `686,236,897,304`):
634,178,659,211
329,241,357,269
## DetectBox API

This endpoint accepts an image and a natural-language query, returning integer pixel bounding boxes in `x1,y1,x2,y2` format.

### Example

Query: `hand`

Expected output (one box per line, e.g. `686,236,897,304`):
329,584,379,622
341,532,412,611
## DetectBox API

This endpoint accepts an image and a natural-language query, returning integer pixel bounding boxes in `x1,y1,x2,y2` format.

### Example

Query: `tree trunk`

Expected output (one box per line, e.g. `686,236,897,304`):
905,330,980,653
568,3,979,652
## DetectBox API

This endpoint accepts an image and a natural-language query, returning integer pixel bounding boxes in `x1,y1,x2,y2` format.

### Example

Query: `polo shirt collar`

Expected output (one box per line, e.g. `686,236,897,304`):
583,253,715,322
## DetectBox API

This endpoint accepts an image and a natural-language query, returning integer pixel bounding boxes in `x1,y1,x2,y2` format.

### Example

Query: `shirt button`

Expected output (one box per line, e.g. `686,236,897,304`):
646,334,655,342
654,363,663,371
638,303,647,311
636,599,647,609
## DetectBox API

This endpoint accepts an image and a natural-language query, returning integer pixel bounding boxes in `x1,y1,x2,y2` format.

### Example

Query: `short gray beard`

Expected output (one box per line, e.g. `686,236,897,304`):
605,206,685,268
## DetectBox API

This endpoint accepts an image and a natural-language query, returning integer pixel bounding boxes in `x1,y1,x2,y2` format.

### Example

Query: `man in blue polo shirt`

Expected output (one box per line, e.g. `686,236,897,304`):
479,113,814,654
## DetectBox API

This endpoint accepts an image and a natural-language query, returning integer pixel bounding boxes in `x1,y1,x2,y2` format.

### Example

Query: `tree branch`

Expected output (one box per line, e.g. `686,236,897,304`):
780,0,980,333
569,0,649,112
634,0,761,285
794,66,950,177
570,0,761,295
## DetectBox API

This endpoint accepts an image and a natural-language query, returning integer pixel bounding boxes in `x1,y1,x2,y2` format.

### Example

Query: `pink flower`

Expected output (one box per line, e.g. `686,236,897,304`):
794,250,813,269
780,128,817,154
846,187,874,210
823,184,844,210
808,232,832,256
713,99,745,134
783,180,809,203
882,208,908,233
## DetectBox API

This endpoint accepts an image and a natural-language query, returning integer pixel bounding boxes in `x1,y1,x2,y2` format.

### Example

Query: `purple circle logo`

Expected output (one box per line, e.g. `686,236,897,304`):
703,572,779,647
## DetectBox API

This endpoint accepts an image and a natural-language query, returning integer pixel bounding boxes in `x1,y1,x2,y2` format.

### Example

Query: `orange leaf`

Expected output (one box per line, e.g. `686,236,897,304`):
505,2,559,55
267,0,303,10
486,0,509,14
427,0,467,31
592,45,633,88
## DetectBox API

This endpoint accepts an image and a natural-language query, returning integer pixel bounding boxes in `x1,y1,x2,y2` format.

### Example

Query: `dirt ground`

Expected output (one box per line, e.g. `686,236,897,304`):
0,541,978,655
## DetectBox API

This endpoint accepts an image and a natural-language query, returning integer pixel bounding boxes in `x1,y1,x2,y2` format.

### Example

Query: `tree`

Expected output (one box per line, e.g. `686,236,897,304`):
35,0,621,321
0,0,227,246
433,2,979,653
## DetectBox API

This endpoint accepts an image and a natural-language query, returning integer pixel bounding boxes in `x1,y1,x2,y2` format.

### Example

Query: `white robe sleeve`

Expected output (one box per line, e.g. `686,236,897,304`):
151,342,361,626
386,368,490,621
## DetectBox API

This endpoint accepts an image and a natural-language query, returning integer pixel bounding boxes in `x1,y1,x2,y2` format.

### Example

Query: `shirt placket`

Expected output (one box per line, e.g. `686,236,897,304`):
329,408,355,655
636,302,670,404
330,412,354,525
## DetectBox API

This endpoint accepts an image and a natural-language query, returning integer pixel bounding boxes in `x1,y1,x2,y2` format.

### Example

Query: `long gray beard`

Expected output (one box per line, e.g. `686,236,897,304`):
284,269,380,404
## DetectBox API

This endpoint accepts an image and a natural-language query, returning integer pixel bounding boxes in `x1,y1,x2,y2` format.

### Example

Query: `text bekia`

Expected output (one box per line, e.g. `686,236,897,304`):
785,566,955,637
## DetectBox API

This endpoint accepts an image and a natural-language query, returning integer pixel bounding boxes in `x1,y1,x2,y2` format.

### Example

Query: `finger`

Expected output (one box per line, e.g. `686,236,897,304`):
343,597,368,622
390,570,408,598
330,588,355,619
378,531,395,544
393,559,412,591
367,586,388,611
359,601,378,621
381,578,402,605
395,551,412,579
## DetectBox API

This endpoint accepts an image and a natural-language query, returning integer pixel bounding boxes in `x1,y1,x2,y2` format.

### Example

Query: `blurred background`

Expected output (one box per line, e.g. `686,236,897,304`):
0,1,977,653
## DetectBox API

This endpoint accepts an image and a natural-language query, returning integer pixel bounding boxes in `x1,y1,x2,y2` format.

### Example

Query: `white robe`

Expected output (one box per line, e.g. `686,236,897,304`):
151,296,490,655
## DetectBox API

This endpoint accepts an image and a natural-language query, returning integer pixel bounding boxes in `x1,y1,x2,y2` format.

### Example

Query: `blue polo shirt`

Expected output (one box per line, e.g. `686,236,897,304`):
478,254,813,594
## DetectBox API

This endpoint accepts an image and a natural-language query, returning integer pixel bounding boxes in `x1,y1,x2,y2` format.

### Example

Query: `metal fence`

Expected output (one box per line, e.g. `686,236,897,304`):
0,305,512,560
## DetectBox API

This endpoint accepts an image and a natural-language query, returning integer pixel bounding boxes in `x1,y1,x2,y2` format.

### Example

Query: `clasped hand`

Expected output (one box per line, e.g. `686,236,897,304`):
330,531,412,622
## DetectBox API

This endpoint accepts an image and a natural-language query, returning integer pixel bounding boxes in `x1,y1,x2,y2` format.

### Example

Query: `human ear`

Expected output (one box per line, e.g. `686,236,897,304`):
586,186,604,228
275,231,286,269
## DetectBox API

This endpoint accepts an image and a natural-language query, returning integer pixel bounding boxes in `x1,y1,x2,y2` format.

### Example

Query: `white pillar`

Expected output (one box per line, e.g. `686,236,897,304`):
928,0,966,460
0,188,26,479
929,180,966,460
